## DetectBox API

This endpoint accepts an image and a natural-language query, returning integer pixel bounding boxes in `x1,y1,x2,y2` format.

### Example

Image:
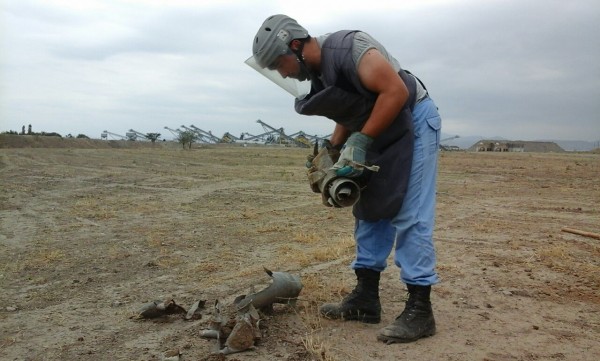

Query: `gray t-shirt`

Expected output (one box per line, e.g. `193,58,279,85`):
317,31,427,101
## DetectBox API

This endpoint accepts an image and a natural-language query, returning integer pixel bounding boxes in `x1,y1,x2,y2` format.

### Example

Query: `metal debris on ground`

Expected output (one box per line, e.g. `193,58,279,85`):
200,268,303,354
132,299,194,319
235,267,303,312
131,268,302,355
185,299,207,320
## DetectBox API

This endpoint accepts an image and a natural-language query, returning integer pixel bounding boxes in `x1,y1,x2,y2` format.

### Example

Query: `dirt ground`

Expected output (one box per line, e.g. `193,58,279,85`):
1,136,599,361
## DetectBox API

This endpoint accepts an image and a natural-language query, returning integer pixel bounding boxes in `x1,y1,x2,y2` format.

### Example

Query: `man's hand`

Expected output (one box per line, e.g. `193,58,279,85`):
306,140,341,169
332,132,374,177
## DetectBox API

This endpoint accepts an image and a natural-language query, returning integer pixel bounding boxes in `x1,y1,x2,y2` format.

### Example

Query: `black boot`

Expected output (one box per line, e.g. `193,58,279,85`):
319,268,381,324
377,284,436,344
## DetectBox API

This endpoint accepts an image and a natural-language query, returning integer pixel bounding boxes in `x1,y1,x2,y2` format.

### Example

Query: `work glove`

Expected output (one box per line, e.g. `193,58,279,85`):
324,140,342,164
306,140,341,169
332,132,374,178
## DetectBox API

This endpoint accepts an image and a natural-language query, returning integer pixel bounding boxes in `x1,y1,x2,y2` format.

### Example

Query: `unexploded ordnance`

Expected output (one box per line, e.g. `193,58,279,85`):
235,268,303,312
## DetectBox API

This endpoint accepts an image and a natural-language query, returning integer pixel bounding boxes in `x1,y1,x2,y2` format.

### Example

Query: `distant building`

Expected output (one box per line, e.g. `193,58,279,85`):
469,140,564,153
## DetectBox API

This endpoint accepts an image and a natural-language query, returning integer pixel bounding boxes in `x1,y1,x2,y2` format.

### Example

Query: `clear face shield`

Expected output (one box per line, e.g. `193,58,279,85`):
245,55,311,100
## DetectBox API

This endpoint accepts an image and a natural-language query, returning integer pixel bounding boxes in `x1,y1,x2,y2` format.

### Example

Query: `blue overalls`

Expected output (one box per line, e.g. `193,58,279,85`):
295,30,440,286
353,97,440,285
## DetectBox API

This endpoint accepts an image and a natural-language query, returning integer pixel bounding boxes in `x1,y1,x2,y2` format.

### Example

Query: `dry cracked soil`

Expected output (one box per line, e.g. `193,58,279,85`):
1,135,599,361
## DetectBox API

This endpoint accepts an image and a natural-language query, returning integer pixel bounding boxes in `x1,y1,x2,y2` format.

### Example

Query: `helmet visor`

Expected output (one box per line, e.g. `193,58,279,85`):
245,56,311,99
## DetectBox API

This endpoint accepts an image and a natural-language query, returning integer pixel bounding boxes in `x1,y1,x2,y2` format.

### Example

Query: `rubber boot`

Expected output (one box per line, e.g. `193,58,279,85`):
377,284,436,344
319,268,381,324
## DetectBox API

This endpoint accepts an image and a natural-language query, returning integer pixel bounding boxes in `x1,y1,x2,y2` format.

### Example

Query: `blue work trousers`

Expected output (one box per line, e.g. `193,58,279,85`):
352,97,441,286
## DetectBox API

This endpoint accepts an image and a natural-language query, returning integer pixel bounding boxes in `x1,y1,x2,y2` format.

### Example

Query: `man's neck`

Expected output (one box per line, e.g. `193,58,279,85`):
302,37,321,73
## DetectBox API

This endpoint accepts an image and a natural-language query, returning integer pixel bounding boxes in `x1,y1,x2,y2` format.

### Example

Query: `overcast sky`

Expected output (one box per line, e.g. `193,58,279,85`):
1,0,599,141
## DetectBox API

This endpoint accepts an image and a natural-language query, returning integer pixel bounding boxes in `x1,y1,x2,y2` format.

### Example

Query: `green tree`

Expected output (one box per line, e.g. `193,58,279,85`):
177,131,196,149
40,132,62,137
145,133,161,143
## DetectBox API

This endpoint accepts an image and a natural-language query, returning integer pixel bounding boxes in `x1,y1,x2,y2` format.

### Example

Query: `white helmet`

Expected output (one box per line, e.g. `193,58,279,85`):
251,14,309,69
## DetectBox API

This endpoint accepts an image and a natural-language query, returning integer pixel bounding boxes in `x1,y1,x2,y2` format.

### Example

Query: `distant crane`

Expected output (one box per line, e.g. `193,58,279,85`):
240,132,256,140
189,125,221,143
256,119,309,148
128,129,161,142
221,132,239,143
164,126,184,138
288,131,314,147
441,135,460,143
127,129,149,141
232,132,265,145
239,131,268,144
180,125,216,144
101,130,128,140
440,135,460,151
238,123,282,145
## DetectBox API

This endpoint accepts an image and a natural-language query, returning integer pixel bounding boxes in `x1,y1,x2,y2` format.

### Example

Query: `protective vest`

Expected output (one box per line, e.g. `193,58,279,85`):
295,30,417,221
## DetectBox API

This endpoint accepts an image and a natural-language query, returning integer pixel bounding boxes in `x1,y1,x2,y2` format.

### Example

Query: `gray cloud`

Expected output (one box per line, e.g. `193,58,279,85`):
1,0,598,143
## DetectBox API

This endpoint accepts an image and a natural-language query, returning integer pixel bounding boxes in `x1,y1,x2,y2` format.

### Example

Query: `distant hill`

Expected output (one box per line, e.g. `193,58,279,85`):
0,134,175,149
441,135,488,150
545,140,599,152
440,134,599,152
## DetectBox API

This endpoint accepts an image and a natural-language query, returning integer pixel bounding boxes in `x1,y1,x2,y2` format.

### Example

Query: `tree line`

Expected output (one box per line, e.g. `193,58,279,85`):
1,124,90,139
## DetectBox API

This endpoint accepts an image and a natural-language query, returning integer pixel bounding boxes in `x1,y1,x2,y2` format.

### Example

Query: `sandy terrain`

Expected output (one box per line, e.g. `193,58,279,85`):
1,136,599,361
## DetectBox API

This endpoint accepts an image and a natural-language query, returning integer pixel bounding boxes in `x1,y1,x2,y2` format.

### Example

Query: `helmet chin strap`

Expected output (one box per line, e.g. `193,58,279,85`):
292,40,311,81
295,59,310,81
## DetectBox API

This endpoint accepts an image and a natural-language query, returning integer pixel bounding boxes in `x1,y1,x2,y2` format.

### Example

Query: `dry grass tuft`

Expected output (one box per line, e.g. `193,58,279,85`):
538,245,571,261
275,235,354,269
69,195,117,220
296,303,361,361
298,273,330,304
255,223,287,233
155,254,183,268
301,332,339,361
293,232,321,244
107,246,132,260
19,249,65,271
190,261,222,273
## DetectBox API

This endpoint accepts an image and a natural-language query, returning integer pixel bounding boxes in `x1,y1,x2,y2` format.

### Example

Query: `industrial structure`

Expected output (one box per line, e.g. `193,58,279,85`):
102,129,161,142
469,140,564,152
102,121,465,150
101,130,128,140
101,125,569,153
440,135,460,151
104,120,328,148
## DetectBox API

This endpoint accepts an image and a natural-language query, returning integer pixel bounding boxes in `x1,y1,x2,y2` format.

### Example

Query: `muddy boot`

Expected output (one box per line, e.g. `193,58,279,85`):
319,268,381,324
377,284,436,344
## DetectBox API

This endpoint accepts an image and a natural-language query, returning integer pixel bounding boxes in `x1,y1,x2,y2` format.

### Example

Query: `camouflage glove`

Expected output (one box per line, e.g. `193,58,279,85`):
306,140,341,169
325,141,342,164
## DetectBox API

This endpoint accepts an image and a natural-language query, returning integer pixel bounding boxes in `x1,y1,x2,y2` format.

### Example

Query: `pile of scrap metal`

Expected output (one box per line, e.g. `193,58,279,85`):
132,268,303,355
200,268,303,354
